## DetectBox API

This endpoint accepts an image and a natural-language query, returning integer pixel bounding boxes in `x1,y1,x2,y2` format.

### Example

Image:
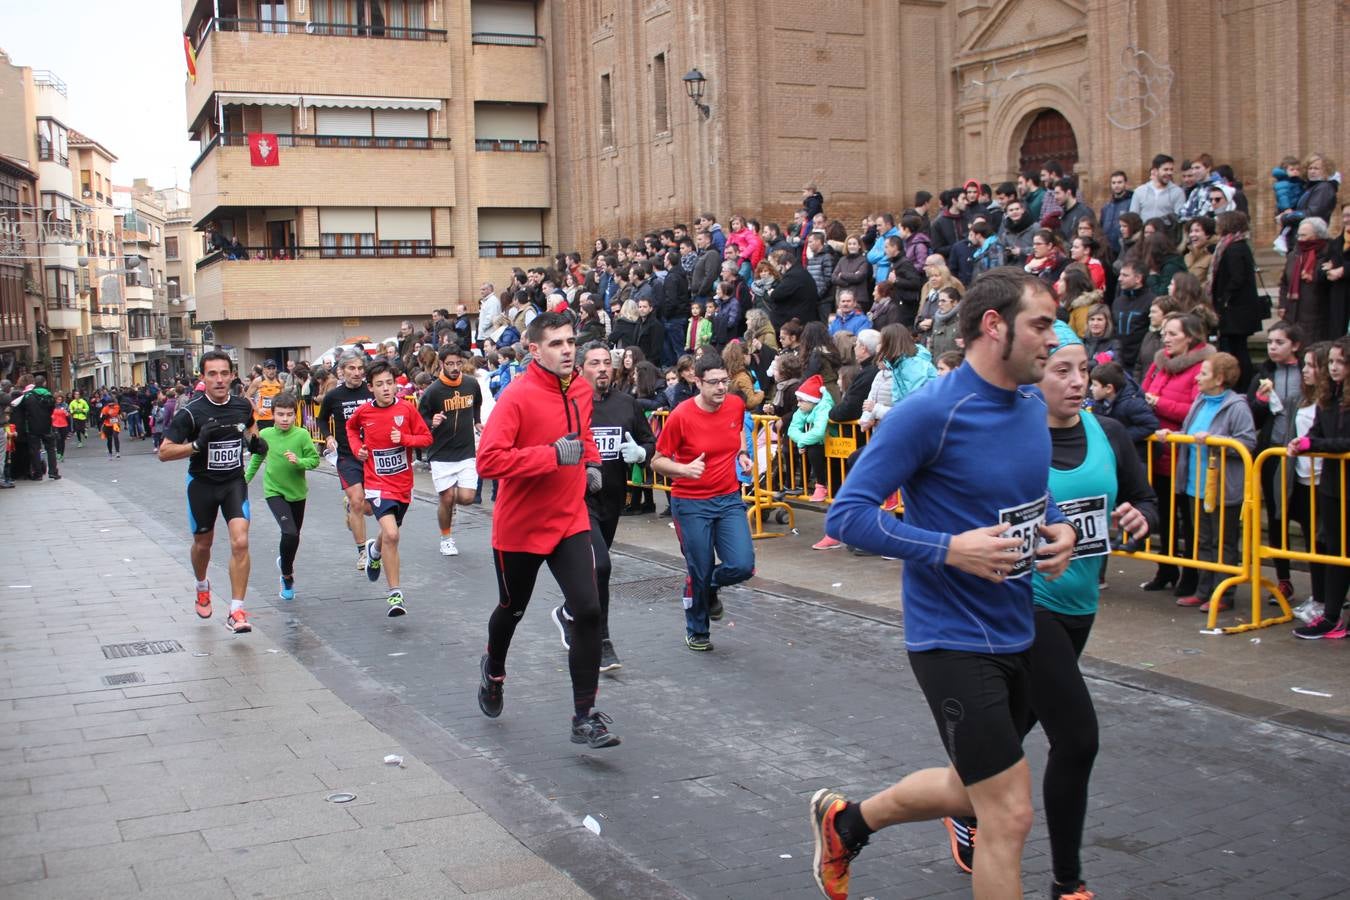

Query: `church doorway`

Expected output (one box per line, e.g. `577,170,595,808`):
1018,109,1078,175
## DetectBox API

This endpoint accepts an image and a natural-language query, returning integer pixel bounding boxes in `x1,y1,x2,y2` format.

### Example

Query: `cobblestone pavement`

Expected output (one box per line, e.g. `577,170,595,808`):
20,442,1350,899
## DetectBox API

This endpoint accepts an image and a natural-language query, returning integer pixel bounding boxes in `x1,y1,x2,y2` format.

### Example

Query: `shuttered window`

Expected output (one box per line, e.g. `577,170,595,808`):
653,53,668,134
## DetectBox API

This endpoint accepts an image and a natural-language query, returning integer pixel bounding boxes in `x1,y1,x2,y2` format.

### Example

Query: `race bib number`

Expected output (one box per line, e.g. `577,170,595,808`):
371,446,408,476
206,439,243,471
591,426,622,461
1058,495,1111,560
998,495,1048,580
259,395,274,410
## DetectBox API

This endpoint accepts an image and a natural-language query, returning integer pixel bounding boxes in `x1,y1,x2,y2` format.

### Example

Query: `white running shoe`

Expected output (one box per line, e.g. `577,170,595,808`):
356,547,368,570
439,536,459,557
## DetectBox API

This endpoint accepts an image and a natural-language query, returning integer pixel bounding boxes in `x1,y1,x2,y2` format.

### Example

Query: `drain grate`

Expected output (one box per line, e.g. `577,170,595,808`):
102,671,145,686
614,574,687,603
100,640,184,660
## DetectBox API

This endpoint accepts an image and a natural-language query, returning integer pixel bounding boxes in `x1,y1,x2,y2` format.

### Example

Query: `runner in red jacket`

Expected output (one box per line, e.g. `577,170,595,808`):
475,312,620,749
346,361,432,617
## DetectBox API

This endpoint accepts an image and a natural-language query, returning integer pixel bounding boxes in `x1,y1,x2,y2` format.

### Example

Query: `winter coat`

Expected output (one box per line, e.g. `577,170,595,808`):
1210,239,1264,337
802,348,842,403
15,387,54,436
1066,289,1103,338
930,212,964,260
1141,342,1214,467
829,360,878,423
832,252,871,306
997,214,1037,267
1057,200,1095,244
865,226,900,282
634,315,664,361
867,298,903,330
1246,359,1305,450
765,265,820,329
690,248,722,299
949,240,978,286
660,265,690,320
903,231,933,273
1321,235,1350,339
1279,243,1330,341
1175,390,1257,508
1095,373,1158,459
1280,178,1339,231
710,295,744,348
729,370,764,411
890,346,938,405
1100,191,1133,255
1145,254,1186,297
610,317,639,349
1271,168,1305,213
787,390,835,448
928,306,961,357
1134,328,1163,381
889,256,925,326
726,227,765,270
1184,238,1215,283
805,246,837,302
1305,386,1350,498
1082,335,1119,365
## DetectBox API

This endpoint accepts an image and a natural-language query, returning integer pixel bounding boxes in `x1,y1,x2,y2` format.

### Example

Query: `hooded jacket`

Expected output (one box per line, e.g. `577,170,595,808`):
1094,372,1158,455
903,231,933,273
865,226,900,282
726,227,765,270
15,387,54,436
1066,289,1104,338
1175,389,1257,508
477,362,601,553
1112,286,1155,373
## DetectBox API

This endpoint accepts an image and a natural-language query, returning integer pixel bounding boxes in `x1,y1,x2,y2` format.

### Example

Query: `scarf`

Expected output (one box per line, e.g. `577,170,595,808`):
1290,238,1327,300
681,251,698,274
438,371,462,388
1206,230,1248,297
933,304,960,327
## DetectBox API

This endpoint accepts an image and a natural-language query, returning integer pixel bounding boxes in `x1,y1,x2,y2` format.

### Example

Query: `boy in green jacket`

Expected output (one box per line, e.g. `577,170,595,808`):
245,391,320,600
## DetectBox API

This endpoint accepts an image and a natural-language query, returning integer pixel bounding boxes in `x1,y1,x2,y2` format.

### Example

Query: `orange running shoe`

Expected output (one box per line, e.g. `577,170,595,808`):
195,582,212,619
810,788,864,899
942,815,976,874
225,609,252,634
1053,882,1095,900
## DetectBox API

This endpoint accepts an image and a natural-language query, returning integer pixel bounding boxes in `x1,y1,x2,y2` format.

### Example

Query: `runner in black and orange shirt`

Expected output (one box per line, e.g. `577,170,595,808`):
317,352,373,568
248,358,285,425
345,360,432,617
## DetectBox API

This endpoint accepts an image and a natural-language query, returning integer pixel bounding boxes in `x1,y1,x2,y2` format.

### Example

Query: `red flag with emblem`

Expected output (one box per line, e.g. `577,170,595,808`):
248,133,280,167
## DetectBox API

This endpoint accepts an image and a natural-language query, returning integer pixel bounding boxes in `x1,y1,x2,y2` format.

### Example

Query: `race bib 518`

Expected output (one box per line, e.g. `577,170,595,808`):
591,426,622,461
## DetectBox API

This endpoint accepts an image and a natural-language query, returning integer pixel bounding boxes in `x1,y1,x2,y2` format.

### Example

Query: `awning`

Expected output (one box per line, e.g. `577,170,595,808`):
217,92,302,107
301,95,441,111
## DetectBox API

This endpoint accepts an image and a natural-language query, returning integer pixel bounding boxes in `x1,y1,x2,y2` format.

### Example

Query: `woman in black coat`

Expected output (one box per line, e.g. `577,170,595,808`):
1279,153,1339,234
1319,201,1349,338
765,250,820,329
1208,211,1264,390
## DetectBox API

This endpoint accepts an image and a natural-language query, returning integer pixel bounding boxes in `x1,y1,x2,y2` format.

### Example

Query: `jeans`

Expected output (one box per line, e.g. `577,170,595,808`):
671,492,755,638
663,318,688,367
27,434,57,478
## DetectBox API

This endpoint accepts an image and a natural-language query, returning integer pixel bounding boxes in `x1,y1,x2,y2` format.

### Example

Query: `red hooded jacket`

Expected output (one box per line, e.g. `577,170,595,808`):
477,361,600,553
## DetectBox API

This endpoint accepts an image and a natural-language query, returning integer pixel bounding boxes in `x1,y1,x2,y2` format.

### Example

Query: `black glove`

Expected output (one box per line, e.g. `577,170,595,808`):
585,463,603,494
553,432,583,466
192,419,223,452
247,433,268,456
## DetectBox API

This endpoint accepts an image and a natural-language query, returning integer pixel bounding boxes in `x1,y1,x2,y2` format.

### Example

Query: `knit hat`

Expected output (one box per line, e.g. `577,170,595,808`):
964,179,980,193
1049,320,1084,355
796,374,825,403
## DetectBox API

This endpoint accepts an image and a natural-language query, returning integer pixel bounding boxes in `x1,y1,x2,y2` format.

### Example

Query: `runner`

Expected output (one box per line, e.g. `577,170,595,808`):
247,358,285,426
475,311,621,749
244,391,320,601
810,268,1078,900
345,360,433,617
942,322,1158,900
100,395,122,459
417,342,483,558
159,350,265,634
551,341,657,672
650,352,756,652
69,390,89,447
317,351,374,569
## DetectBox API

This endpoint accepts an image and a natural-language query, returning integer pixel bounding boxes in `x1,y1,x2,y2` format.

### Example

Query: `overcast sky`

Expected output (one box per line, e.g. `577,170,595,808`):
1,0,196,191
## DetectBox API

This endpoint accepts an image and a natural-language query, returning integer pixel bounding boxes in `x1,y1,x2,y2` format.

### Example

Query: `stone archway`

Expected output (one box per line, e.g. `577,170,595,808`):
1017,109,1078,175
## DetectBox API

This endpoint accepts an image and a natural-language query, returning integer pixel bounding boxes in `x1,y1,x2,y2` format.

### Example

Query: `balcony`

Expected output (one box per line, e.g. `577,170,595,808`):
186,18,451,126
46,299,83,331
474,146,550,208
91,310,121,331
193,248,459,322
127,336,160,355
190,133,455,219
472,39,546,104
125,283,155,310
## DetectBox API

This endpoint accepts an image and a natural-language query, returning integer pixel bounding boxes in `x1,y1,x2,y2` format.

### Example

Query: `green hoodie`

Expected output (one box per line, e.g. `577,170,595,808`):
69,397,90,420
245,424,320,501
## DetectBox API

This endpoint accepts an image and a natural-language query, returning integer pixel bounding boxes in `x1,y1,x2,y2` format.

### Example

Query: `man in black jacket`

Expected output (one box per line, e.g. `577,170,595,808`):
1112,260,1155,374
766,250,820,329
15,376,58,480
659,250,689,365
829,329,880,423
689,231,722,304
634,298,664,362
929,188,968,260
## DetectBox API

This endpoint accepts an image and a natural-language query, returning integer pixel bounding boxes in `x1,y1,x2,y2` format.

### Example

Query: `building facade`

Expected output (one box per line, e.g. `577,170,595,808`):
113,183,171,385
547,0,1348,247
182,0,557,367
157,186,204,380
0,155,39,384
69,130,121,391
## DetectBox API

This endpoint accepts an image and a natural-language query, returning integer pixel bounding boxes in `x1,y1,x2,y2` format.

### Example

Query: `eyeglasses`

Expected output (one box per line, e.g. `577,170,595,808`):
700,378,730,387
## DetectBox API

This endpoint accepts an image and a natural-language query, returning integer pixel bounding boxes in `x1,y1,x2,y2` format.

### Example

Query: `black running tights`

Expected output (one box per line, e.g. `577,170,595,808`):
489,530,601,717
265,496,306,577
563,514,618,640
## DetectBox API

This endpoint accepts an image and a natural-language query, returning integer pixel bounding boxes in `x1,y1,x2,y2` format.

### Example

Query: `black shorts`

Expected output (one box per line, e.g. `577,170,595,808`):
186,476,250,535
336,452,364,490
369,497,408,525
908,648,1031,786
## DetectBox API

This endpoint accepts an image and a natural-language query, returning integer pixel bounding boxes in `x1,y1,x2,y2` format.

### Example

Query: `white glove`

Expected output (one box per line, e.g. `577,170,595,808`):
619,431,646,464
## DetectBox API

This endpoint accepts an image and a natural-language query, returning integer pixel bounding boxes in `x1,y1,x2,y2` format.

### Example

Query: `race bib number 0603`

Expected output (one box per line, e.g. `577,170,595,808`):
998,495,1048,580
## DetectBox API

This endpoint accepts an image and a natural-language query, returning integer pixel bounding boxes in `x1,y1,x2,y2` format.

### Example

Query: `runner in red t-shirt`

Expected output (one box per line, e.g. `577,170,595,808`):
345,361,432,617
652,352,757,651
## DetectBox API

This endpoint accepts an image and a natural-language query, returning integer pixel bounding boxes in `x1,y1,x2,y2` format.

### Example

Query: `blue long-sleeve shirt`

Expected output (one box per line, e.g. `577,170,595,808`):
825,363,1066,654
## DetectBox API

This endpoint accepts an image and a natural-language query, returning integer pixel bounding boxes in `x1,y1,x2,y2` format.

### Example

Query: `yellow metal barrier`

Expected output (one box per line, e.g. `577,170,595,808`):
747,414,794,538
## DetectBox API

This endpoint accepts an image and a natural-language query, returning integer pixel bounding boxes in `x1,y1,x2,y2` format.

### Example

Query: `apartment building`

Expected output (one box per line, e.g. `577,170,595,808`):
113,183,170,386
157,186,204,379
0,154,39,383
182,0,556,367
69,130,121,390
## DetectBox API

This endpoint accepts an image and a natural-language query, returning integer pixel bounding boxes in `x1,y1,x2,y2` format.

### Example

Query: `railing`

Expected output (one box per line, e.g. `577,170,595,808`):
46,295,79,310
474,138,546,152
478,241,549,258
33,70,67,96
196,244,455,268
192,132,450,171
200,17,447,42
471,32,544,46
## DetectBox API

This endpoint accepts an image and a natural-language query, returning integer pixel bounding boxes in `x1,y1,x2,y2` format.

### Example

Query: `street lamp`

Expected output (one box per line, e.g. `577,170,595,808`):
683,68,710,120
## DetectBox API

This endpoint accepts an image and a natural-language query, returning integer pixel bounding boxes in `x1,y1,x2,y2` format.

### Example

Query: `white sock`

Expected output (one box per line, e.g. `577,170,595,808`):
369,543,381,560
230,598,244,613
196,579,210,591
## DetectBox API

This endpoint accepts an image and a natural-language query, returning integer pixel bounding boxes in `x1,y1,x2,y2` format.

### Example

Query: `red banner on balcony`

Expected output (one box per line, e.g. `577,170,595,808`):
248,133,281,167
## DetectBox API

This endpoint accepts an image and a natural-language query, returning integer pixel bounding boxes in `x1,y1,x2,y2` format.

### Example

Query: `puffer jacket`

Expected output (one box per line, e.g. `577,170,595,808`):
787,390,835,448
1141,342,1214,467
726,227,765,270
831,252,871,306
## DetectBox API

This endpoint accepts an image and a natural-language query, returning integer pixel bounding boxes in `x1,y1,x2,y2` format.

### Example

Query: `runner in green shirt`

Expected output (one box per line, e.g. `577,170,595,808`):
68,392,90,447
245,391,320,600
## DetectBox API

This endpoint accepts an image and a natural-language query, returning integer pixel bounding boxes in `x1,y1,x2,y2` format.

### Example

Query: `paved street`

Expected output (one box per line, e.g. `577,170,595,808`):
4,440,1350,899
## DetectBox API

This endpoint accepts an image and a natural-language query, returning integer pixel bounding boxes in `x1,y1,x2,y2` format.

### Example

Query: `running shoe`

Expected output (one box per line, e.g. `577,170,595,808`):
277,557,294,602
708,589,724,621
356,545,367,570
812,536,843,551
943,815,976,874
225,609,252,634
1199,597,1233,613
386,590,406,617
195,582,212,619
1325,620,1348,640
685,634,713,652
809,788,864,900
363,539,381,582
1293,615,1338,639
1174,595,1204,607
571,711,621,748
1052,882,1095,900
439,536,459,557
1293,599,1324,624
1275,579,1296,606
550,605,574,650
599,639,622,673
477,653,503,717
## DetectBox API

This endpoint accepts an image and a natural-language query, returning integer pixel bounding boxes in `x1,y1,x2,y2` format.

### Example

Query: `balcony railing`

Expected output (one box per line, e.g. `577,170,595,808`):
478,241,550,258
197,16,447,45
197,244,455,269
192,132,451,171
46,295,79,310
471,32,543,46
474,138,547,152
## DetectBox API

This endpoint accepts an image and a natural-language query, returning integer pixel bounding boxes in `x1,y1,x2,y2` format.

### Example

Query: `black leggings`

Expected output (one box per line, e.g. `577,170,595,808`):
104,429,120,454
265,496,306,577
1318,497,1350,623
489,530,601,717
563,514,618,640
1262,457,1327,597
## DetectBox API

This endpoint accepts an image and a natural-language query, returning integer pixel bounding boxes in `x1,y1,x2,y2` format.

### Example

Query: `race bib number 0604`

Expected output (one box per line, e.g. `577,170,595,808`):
1057,495,1110,560
998,495,1048,580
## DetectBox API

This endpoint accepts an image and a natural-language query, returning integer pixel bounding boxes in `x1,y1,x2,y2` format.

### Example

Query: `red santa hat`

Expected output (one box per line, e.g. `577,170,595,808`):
795,374,825,404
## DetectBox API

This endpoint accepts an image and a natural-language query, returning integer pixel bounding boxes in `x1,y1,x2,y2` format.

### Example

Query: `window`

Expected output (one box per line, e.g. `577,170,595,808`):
167,277,181,300
653,53,668,134
319,207,377,257
376,208,432,256
258,0,289,32
41,193,73,237
36,119,69,165
600,73,614,149
165,236,179,260
80,170,91,198
311,0,425,36
45,267,75,305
